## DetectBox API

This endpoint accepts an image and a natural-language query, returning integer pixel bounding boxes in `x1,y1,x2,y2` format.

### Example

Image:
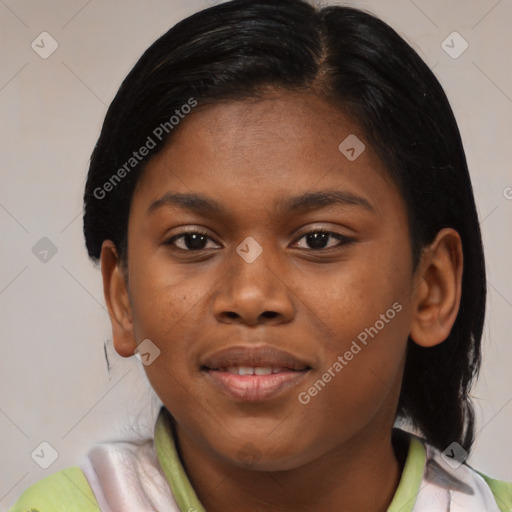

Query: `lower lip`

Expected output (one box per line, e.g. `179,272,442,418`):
204,369,309,402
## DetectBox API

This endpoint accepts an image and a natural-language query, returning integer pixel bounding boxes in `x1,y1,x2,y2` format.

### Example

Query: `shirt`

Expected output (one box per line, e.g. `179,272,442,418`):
7,406,512,511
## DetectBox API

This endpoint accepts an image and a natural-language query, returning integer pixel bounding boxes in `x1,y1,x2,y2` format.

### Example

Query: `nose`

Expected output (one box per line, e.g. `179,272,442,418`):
211,238,295,327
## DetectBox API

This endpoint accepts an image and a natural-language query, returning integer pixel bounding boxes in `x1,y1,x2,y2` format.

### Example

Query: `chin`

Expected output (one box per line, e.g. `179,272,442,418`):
215,439,315,472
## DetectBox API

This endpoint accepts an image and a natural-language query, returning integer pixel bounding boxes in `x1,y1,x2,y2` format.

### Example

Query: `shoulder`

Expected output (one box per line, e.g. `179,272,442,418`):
420,435,512,512
7,466,100,512
473,469,512,512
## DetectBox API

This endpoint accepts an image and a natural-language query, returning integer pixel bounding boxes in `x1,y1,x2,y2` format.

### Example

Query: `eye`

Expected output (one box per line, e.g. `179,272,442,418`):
164,230,220,251
164,229,355,253
294,230,355,251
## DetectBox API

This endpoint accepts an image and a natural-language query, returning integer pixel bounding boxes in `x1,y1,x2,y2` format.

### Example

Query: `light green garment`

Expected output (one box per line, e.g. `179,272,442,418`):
6,466,101,512
7,408,512,511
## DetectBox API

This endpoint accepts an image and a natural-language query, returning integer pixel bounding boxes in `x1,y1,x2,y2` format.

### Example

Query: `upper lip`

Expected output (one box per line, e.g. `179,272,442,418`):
201,345,311,371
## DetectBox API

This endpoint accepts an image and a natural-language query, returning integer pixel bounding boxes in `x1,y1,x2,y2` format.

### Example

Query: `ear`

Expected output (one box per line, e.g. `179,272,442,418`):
100,240,136,358
409,228,463,348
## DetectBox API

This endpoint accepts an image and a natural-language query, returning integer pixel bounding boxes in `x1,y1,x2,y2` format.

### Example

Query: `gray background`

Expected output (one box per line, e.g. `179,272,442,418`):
1,0,511,508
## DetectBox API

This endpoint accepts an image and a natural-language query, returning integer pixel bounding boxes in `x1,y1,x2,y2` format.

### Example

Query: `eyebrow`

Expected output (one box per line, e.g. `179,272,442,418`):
147,190,375,216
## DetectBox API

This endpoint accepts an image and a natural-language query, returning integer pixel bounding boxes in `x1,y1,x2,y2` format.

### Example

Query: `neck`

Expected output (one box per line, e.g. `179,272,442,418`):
174,422,407,512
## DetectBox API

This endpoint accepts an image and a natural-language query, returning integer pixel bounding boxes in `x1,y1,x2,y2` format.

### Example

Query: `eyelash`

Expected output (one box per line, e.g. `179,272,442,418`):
164,229,355,253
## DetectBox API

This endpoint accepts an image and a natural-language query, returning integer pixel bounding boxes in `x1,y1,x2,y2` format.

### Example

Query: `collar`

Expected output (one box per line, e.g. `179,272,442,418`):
154,407,206,512
154,407,426,512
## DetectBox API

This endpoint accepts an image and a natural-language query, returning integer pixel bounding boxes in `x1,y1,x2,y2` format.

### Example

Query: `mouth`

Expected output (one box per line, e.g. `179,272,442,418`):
200,345,312,402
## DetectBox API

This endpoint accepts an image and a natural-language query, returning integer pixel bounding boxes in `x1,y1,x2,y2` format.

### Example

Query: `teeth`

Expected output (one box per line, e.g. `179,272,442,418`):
254,367,272,376
225,366,285,375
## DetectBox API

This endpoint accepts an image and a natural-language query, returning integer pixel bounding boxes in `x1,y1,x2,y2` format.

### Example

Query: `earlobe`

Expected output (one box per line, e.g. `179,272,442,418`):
100,240,137,358
409,228,463,348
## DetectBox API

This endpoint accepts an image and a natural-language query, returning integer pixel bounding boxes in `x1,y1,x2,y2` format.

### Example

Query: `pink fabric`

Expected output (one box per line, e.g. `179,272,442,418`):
79,438,180,512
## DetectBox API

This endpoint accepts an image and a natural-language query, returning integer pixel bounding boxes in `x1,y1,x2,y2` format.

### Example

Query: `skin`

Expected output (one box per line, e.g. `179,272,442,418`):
100,91,463,512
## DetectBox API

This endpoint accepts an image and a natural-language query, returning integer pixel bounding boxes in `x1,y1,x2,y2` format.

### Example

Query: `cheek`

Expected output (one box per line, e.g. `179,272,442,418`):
127,262,212,411
297,307,409,443
128,253,205,336
126,257,219,395
295,248,412,423
304,249,411,346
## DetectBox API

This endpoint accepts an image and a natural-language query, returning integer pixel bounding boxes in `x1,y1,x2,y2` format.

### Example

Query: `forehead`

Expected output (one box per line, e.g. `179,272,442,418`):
130,91,403,223
168,92,365,170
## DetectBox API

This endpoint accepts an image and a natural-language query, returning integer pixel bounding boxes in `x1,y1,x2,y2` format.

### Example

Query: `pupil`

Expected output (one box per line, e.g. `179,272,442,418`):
307,232,328,249
186,233,207,250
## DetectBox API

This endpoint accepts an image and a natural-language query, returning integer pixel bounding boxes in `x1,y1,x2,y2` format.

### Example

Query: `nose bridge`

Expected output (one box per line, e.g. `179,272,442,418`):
212,234,294,324
231,235,278,292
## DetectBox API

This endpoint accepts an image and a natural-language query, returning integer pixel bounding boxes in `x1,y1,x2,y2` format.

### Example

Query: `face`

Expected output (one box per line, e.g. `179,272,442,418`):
119,91,419,470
